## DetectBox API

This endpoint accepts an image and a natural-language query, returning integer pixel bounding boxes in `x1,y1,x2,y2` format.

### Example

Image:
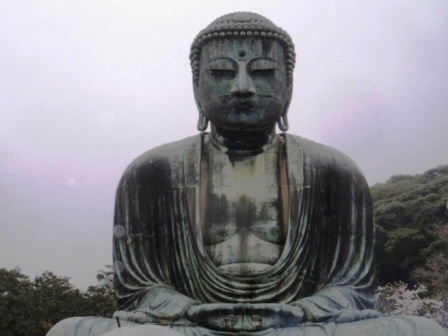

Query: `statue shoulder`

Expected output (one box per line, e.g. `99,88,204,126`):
119,134,201,181
285,133,365,179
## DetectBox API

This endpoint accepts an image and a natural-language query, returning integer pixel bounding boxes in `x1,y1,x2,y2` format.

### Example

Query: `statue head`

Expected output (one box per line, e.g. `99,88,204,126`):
190,12,296,133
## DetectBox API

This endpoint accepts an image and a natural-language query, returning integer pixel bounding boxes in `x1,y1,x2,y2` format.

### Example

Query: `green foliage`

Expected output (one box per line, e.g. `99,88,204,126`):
412,225,448,295
33,271,85,327
0,267,44,336
82,266,116,317
0,266,116,336
372,164,448,286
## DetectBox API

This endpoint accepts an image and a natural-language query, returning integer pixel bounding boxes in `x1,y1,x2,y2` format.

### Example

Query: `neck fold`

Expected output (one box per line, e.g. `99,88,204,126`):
211,125,277,152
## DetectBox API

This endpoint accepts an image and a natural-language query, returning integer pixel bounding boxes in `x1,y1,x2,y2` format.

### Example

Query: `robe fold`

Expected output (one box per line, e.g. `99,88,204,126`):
113,133,375,324
47,133,447,336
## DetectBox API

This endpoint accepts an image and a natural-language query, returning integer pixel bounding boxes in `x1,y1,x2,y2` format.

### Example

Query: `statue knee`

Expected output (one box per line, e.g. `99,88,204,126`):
333,316,447,336
46,316,121,336
409,316,447,336
101,325,184,336
47,317,88,336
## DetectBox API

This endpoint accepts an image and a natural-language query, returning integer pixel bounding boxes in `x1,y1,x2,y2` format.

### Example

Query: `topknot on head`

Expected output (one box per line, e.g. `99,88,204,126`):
190,12,296,86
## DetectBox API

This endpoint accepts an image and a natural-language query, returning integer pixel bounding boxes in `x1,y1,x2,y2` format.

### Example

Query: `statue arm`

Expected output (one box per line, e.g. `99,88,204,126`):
290,150,376,323
291,287,380,323
112,157,199,323
113,286,199,323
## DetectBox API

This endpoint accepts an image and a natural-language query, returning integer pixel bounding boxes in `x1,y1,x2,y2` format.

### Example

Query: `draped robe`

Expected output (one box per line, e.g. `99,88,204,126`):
112,133,375,328
47,133,447,336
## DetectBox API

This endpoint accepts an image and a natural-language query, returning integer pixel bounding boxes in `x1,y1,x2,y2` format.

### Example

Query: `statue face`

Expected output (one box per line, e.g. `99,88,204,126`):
195,38,290,131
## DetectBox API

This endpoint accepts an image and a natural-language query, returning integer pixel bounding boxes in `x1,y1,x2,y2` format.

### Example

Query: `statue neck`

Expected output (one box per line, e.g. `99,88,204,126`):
211,125,277,152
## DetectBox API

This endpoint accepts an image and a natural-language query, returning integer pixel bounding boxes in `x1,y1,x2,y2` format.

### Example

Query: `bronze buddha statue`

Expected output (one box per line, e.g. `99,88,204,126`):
47,12,447,336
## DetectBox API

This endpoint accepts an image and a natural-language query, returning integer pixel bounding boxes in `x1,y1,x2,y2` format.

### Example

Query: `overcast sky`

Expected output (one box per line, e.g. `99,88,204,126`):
1,0,447,289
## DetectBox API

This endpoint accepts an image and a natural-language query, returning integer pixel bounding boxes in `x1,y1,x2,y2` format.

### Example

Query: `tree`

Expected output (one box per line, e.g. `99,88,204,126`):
371,164,448,286
412,224,448,296
33,271,86,330
0,267,45,336
0,266,116,335
82,265,116,317
375,282,447,329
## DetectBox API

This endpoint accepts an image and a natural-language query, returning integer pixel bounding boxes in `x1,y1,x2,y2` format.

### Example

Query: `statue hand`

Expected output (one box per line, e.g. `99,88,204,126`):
114,310,154,324
187,303,304,332
333,309,383,323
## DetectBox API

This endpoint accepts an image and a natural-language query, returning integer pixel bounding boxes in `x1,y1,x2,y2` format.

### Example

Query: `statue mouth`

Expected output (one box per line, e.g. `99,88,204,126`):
229,98,256,112
235,100,254,109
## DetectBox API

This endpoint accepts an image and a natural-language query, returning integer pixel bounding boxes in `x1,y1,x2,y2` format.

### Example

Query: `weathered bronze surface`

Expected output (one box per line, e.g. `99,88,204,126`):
47,12,447,336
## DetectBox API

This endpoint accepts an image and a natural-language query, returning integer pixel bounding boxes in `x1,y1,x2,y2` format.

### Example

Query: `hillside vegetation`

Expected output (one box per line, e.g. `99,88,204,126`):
372,164,448,288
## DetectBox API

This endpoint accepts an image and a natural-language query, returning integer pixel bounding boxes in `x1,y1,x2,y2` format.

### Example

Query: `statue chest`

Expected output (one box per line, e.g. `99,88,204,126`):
200,139,289,274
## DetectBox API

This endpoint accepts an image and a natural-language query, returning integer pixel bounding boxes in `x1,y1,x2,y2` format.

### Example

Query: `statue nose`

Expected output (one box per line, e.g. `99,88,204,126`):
231,71,255,97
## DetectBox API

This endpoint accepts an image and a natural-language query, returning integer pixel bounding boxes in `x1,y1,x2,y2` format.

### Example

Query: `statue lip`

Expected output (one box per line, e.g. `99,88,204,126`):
231,98,256,110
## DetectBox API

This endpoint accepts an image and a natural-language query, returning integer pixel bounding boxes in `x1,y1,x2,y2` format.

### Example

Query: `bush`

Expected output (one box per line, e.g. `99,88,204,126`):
375,282,448,330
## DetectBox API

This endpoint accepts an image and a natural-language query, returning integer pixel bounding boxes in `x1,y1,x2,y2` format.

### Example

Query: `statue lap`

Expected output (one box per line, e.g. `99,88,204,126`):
49,315,446,335
48,136,447,336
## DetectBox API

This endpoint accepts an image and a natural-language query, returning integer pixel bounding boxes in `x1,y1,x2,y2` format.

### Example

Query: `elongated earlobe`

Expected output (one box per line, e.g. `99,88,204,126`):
197,111,209,131
277,114,289,132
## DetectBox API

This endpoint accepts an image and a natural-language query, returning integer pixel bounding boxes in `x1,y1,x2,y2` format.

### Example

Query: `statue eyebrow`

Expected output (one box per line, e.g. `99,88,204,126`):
206,56,237,65
248,56,280,67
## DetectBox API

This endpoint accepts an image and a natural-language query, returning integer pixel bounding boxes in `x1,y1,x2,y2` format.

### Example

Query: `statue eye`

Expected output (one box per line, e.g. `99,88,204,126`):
250,69,276,78
249,59,279,78
208,69,236,79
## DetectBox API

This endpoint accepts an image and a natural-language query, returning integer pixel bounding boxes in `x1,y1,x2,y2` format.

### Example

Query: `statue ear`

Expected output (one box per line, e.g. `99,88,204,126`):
193,82,209,132
193,81,201,112
283,80,293,117
278,82,292,132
